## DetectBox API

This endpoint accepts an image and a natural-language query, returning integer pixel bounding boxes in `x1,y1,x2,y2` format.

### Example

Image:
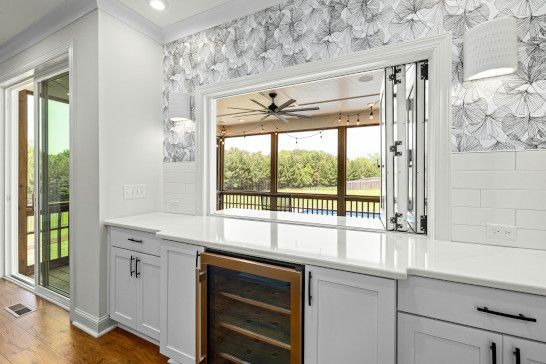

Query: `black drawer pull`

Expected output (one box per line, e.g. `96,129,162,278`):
477,306,537,322
128,238,143,243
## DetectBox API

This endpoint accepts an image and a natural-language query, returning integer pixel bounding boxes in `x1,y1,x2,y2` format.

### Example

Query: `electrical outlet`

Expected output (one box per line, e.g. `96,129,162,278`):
487,223,516,241
123,184,147,200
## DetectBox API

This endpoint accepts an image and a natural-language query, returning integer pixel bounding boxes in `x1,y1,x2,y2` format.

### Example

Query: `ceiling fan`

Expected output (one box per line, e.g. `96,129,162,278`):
228,92,320,123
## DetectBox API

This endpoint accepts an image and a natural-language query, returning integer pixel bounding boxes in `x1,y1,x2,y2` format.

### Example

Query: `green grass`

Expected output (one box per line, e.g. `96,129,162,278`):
278,187,380,196
26,211,69,261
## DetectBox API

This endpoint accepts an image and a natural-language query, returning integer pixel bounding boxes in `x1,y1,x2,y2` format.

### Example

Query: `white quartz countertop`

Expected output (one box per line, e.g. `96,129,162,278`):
105,212,546,296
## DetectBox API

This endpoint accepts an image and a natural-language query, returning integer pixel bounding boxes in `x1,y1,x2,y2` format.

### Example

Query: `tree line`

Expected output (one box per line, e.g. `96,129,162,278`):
223,148,379,191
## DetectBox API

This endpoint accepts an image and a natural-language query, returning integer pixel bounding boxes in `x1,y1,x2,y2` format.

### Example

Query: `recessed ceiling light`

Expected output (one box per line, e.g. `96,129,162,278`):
147,0,167,10
358,75,374,83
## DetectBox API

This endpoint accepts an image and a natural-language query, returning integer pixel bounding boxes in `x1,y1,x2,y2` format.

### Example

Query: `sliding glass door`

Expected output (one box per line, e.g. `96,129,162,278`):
36,72,70,297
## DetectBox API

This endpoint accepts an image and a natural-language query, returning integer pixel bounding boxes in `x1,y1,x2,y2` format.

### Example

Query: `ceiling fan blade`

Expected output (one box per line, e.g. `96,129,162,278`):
282,112,312,118
274,113,290,123
250,99,268,108
283,107,320,112
227,107,264,112
259,115,270,121
227,110,268,116
232,113,269,118
276,99,296,111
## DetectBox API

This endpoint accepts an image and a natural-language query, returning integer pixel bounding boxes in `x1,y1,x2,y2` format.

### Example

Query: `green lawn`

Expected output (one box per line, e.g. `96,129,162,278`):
278,187,380,196
27,211,69,262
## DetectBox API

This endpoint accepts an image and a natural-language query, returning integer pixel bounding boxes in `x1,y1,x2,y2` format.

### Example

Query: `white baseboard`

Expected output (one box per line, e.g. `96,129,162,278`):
72,308,116,337
117,323,159,346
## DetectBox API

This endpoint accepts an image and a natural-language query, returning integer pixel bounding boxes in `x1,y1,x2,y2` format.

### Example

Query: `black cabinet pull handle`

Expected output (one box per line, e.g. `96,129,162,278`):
477,306,537,322
490,342,497,364
308,271,312,306
129,255,135,276
128,238,143,243
514,347,520,364
135,257,141,278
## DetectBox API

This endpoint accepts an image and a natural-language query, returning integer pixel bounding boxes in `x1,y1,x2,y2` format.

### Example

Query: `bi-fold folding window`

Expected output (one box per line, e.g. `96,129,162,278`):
380,60,428,234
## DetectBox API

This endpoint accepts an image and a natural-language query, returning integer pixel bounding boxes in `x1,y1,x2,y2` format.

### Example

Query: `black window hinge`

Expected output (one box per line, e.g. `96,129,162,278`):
420,215,428,233
420,61,429,80
389,66,402,84
389,140,402,156
390,212,403,230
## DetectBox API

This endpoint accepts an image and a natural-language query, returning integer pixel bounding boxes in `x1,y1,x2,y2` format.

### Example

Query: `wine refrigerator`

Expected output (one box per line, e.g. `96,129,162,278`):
197,252,303,363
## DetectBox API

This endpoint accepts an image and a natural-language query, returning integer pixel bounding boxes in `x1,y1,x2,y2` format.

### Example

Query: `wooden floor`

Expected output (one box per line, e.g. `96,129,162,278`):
0,278,168,363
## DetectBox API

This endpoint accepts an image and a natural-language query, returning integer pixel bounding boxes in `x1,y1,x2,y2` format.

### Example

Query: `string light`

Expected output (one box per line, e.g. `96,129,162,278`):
357,114,360,125
338,114,342,123
369,106,374,120
346,114,350,124
261,124,264,133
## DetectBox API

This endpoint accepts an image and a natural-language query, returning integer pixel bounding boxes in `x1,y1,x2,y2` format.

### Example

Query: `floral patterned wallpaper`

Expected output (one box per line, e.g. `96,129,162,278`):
163,0,546,162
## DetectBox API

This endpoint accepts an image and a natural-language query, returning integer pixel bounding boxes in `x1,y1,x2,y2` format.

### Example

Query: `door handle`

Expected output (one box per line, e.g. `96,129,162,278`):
514,347,520,364
129,255,135,276
135,257,140,277
490,342,497,364
128,238,143,243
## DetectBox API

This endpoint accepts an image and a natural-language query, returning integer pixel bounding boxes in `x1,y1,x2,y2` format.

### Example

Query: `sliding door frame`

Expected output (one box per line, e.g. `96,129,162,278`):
0,42,75,312
195,34,452,240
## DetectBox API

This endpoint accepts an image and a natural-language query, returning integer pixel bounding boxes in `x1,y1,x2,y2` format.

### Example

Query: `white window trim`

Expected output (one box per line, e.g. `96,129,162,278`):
195,33,452,241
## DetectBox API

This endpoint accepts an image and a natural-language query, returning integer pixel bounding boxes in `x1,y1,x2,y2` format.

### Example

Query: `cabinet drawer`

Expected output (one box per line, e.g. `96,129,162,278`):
398,276,546,342
110,227,160,256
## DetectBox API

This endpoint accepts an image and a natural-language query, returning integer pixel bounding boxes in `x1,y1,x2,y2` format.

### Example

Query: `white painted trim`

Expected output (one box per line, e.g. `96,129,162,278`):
72,308,116,337
195,34,453,240
3,275,70,311
0,0,97,64
162,0,286,43
97,0,163,43
118,323,160,346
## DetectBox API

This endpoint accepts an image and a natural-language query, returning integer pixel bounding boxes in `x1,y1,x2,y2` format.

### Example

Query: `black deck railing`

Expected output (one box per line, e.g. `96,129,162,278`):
217,191,380,218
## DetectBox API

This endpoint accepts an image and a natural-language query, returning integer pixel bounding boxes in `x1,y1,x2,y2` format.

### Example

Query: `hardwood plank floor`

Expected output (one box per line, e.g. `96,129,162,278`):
0,279,168,363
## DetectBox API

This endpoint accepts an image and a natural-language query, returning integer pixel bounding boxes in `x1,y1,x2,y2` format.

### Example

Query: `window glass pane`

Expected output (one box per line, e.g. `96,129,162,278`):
346,126,380,196
223,135,270,191
278,129,337,194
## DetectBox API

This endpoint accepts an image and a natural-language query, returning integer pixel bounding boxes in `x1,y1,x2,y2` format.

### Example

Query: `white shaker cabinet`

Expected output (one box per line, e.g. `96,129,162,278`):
110,247,138,328
304,265,396,364
503,336,546,364
398,313,501,364
160,240,204,364
110,246,161,340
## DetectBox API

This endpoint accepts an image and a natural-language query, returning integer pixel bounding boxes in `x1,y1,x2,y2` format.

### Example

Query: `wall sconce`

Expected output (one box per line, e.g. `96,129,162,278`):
169,91,194,133
463,17,517,81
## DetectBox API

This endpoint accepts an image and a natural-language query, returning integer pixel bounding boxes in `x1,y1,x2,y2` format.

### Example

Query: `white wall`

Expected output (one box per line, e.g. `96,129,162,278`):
451,150,546,250
98,10,163,317
0,10,100,323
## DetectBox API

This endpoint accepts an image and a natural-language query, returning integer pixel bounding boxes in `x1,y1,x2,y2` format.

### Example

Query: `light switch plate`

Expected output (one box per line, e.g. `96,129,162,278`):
123,184,147,200
487,223,516,241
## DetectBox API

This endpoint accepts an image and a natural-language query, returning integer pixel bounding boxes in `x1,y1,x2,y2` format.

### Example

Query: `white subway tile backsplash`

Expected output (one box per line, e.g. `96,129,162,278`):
451,207,515,226
452,189,481,207
452,152,515,171
452,224,486,244
452,171,546,190
516,229,546,250
163,162,197,214
481,190,546,210
516,210,546,230
516,150,546,171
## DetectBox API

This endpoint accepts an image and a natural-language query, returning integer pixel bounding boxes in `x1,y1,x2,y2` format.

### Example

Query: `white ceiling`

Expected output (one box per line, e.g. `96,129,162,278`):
118,0,235,28
217,69,384,125
0,0,65,45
